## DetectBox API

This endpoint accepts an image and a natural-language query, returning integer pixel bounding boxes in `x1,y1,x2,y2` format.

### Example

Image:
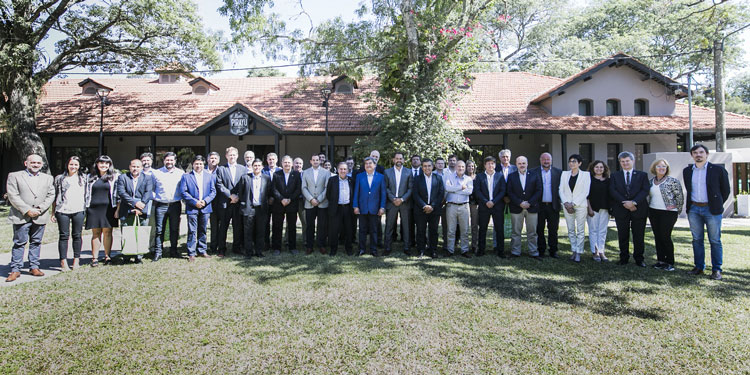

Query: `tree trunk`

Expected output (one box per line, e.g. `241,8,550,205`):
401,0,419,65
9,75,49,172
713,39,726,152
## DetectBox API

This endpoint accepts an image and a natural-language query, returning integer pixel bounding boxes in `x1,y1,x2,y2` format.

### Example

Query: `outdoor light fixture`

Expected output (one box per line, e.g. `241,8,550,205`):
96,88,112,156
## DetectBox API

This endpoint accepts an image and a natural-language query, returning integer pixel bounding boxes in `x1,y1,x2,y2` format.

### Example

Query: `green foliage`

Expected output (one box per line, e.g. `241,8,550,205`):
246,67,285,77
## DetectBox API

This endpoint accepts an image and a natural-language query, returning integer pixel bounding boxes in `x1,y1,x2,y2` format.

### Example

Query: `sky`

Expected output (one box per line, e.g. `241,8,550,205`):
45,0,750,81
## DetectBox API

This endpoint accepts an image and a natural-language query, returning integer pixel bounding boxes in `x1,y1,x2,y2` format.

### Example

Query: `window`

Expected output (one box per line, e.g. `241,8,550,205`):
137,146,204,171
159,74,178,84
320,145,352,162
193,86,208,95
335,83,353,94
52,147,100,175
634,99,649,116
579,143,594,169
578,99,593,116
82,86,98,96
607,143,622,172
606,99,621,116
635,143,650,171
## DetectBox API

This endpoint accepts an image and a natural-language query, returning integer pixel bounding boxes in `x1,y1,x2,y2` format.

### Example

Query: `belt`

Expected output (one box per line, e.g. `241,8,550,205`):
338,203,350,206
541,202,554,205
252,205,262,208
446,202,468,205
691,201,708,207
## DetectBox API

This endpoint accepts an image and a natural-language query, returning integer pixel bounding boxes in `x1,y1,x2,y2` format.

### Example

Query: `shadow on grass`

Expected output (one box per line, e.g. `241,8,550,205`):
218,226,750,322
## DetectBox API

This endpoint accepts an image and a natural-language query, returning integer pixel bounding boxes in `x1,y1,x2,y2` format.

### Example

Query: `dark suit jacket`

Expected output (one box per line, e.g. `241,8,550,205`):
180,171,217,215
272,169,302,212
116,173,153,215
233,173,271,216
609,169,650,219
215,164,248,209
530,166,561,211
507,171,542,214
413,173,445,216
473,172,506,213
683,162,730,215
326,175,354,218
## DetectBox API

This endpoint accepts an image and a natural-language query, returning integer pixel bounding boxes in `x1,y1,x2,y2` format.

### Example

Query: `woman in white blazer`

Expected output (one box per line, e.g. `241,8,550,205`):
559,154,591,262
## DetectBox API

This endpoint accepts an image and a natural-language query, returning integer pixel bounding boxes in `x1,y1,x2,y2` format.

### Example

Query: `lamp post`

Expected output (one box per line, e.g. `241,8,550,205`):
321,88,332,163
96,88,112,156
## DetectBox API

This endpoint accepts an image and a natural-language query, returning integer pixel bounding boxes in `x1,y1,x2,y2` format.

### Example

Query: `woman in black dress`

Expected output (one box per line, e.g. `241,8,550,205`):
85,155,119,266
586,160,611,262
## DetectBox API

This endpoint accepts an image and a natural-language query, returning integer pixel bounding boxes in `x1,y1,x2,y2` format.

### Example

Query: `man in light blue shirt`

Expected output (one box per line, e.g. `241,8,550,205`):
444,160,473,257
151,152,184,261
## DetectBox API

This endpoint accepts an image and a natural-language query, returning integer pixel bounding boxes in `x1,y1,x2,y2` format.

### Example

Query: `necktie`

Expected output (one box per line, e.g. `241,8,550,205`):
626,171,631,186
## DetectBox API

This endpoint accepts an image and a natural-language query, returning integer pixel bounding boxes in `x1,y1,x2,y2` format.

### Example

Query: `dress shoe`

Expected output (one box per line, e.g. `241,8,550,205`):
319,247,327,255
475,251,485,257
460,252,472,259
430,252,438,259
383,249,392,256
532,255,543,261
5,272,20,282
652,262,665,269
445,252,454,257
687,267,704,275
290,249,299,255
710,271,723,280
404,249,412,256
169,250,179,258
30,268,45,277
198,253,212,258
272,250,281,256
305,248,313,255
358,250,366,256
217,252,225,258
134,256,142,264
549,252,559,259
255,252,265,258
232,249,244,255
510,253,520,258
635,261,647,268
617,260,628,266
152,254,162,262
570,253,581,263
371,251,378,257
496,252,506,258
188,256,195,262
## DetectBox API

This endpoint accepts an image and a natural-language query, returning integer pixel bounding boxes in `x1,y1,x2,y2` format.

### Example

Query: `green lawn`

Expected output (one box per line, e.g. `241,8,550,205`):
0,219,749,373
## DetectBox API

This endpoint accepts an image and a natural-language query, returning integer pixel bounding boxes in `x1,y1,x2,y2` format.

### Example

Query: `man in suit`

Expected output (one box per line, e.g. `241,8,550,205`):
327,161,355,256
180,155,217,262
116,159,154,263
683,144,731,280
409,154,421,249
384,152,413,255
353,156,386,256
243,150,255,169
215,147,248,257
233,158,271,258
609,151,650,267
293,157,307,243
302,154,329,255
534,152,562,258
263,152,282,251
507,156,542,260
474,155,507,257
272,155,302,255
206,151,222,254
412,158,444,258
5,153,55,282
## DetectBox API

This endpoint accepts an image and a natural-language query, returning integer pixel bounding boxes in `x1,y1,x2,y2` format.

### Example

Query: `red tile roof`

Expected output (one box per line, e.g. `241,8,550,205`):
36,71,750,135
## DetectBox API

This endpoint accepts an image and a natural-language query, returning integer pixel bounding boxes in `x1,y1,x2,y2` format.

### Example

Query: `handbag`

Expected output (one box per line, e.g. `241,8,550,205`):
121,216,151,256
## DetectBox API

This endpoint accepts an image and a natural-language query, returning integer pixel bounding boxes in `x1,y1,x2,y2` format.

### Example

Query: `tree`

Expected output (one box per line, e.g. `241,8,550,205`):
0,0,221,168
221,0,495,161
246,67,285,77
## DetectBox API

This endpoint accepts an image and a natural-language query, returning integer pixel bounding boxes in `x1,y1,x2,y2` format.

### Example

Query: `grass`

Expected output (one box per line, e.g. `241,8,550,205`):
0,216,749,373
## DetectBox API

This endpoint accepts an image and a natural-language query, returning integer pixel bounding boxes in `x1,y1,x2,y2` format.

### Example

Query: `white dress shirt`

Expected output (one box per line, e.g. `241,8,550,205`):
541,168,552,202
486,172,495,201
252,173,262,206
338,177,350,204
425,173,432,202
284,171,291,185
228,163,238,182
367,173,374,188
194,171,204,200
394,167,402,196
519,171,527,190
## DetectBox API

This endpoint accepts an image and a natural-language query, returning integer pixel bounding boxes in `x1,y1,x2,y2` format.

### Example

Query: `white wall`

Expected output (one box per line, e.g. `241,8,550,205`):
544,66,677,116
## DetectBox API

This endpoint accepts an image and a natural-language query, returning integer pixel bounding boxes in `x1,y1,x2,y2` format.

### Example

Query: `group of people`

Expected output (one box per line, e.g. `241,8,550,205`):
5,143,730,282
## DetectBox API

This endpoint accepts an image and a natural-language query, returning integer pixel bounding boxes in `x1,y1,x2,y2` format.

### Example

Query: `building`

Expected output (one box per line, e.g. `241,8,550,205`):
2,53,750,196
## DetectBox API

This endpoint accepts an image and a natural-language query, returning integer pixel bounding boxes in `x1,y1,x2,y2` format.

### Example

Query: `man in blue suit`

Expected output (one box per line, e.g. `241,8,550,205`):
353,156,386,256
412,158,444,258
180,155,217,262
474,155,507,257
683,144,731,280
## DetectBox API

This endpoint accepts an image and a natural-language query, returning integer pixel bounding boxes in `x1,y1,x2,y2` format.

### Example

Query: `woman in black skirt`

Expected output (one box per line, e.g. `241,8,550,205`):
85,155,119,266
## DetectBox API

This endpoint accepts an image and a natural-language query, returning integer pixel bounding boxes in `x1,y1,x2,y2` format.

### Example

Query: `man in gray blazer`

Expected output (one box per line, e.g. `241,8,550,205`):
384,152,413,256
6,154,55,282
301,154,329,254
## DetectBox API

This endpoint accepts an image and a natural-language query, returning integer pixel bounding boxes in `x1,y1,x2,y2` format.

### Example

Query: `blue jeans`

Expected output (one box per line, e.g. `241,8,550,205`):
11,222,46,272
154,201,181,256
688,205,723,272
187,212,209,257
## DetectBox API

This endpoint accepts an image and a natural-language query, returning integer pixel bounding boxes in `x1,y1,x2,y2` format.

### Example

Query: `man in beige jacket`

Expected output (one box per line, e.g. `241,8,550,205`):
6,154,55,282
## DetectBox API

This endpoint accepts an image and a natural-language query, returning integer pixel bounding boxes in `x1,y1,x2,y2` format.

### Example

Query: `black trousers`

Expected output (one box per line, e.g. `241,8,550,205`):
614,212,647,263
536,202,560,256
218,202,243,254
649,209,678,265
243,210,267,256
478,206,504,255
55,211,84,259
272,208,297,251
209,208,222,253
415,210,440,256
329,205,353,255
409,209,417,248
305,206,328,249
358,214,380,254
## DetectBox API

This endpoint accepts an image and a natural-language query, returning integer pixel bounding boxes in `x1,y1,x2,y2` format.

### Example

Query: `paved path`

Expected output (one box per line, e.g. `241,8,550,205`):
1,216,188,287
2,217,748,287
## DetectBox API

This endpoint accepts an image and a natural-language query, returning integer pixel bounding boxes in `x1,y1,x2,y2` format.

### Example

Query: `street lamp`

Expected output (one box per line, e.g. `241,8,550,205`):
321,88,332,163
96,88,112,156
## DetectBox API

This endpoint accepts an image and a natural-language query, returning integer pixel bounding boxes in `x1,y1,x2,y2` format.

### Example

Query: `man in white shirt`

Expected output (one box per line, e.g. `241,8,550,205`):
152,152,185,261
507,156,542,260
444,160,472,257
302,154,329,254
293,157,307,241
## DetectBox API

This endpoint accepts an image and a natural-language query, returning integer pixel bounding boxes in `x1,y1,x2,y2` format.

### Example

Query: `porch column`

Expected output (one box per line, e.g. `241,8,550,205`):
503,133,509,149
205,134,211,157
150,135,156,154
560,133,568,171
